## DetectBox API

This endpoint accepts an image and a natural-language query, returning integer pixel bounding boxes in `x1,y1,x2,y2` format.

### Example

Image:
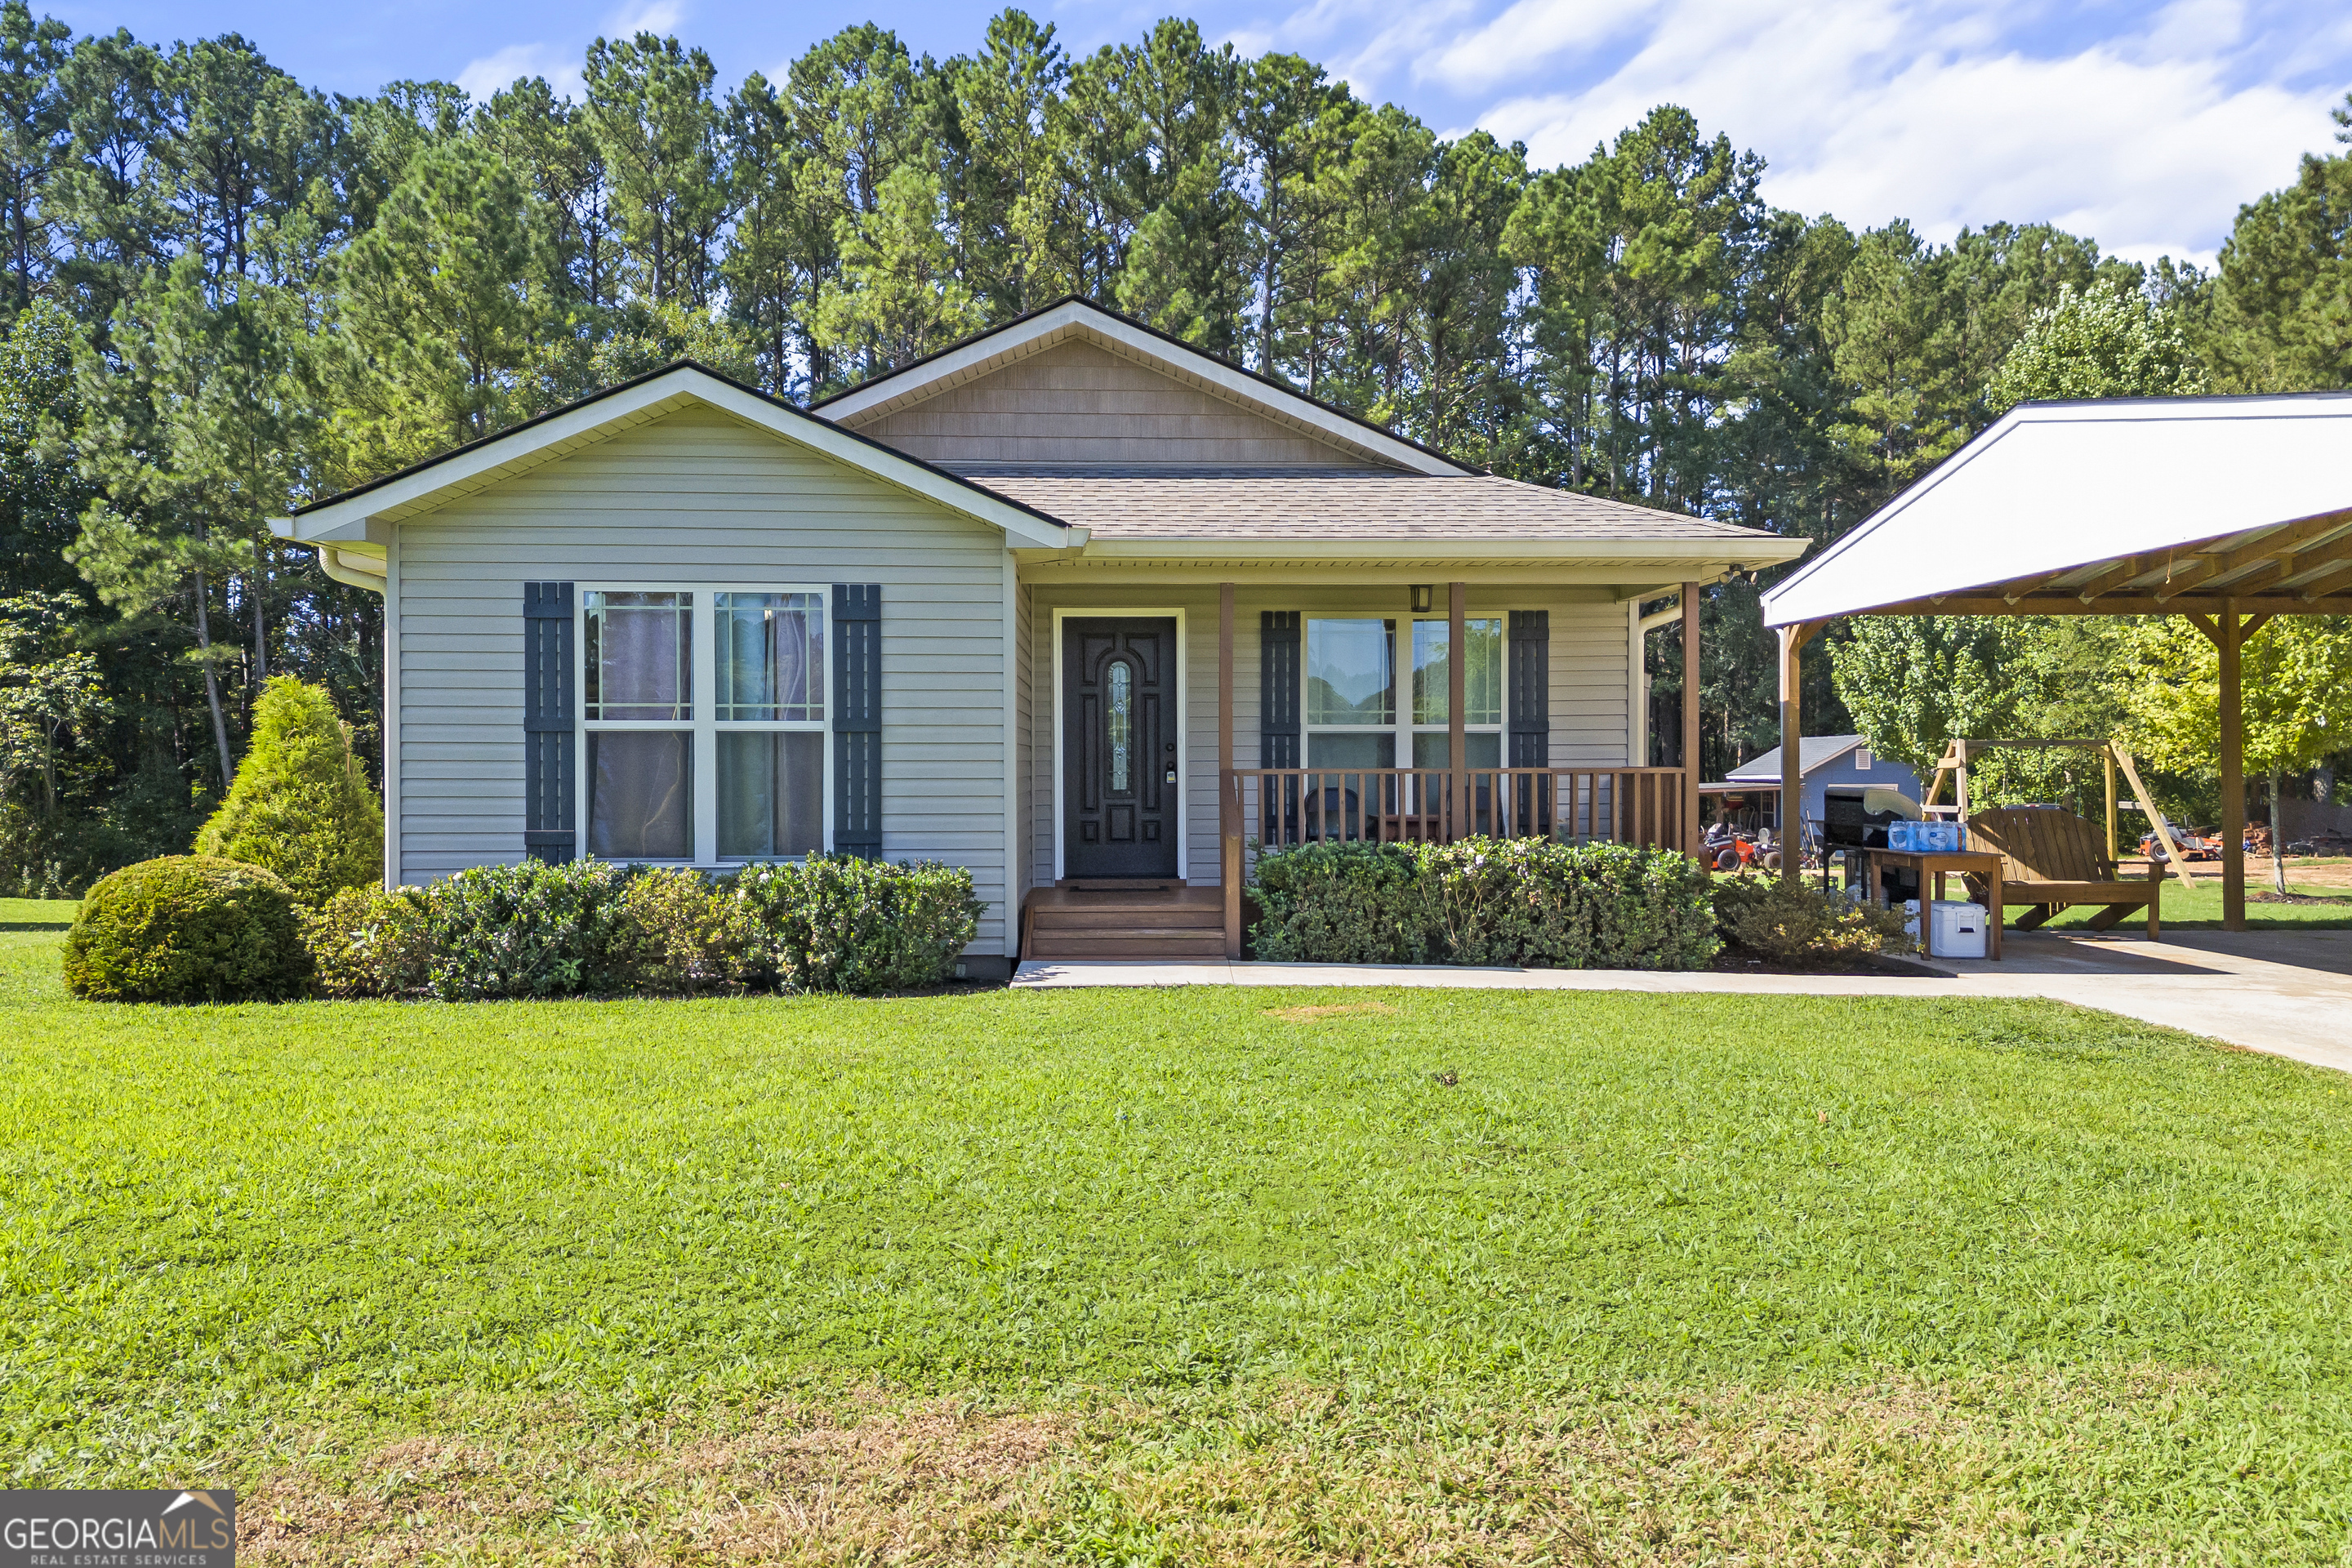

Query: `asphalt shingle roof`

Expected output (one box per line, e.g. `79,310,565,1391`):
956,470,1775,541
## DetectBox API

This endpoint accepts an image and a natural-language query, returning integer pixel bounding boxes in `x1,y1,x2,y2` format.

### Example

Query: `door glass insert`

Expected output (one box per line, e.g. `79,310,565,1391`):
1107,659,1133,792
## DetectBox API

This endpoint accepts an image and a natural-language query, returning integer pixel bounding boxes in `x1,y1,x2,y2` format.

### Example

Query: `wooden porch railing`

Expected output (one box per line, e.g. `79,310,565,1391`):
1216,765,1694,957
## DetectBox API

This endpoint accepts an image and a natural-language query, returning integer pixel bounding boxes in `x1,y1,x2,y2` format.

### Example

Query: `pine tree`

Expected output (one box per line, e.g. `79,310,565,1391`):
194,674,381,905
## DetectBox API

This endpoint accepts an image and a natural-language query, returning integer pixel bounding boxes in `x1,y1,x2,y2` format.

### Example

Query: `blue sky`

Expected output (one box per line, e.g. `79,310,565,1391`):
51,0,2352,265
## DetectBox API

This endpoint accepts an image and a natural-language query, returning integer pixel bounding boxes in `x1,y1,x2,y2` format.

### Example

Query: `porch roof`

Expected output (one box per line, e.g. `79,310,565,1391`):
969,470,1800,555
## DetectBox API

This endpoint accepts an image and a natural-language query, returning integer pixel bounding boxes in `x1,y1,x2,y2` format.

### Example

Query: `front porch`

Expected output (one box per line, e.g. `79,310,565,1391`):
1022,578,1713,960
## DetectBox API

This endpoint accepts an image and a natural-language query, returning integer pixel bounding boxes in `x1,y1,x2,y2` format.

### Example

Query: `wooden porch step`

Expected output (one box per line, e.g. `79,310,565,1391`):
1020,885,1231,960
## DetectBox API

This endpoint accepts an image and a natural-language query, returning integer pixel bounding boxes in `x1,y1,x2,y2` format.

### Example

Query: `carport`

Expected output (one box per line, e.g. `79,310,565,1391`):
1761,394,2352,930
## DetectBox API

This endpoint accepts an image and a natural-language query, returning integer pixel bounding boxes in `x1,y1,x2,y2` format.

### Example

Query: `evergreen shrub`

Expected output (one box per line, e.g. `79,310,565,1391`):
732,855,985,992
194,676,383,907
1250,837,1720,970
303,884,434,999
1712,875,1914,962
293,856,982,1000
62,855,310,1001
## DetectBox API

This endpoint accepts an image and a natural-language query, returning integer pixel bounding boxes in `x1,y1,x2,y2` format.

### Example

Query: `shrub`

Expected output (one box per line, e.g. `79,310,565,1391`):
610,867,756,995
731,855,984,993
1251,837,1720,971
62,855,310,1002
194,675,383,907
1712,875,1914,963
418,858,634,1000
302,884,434,999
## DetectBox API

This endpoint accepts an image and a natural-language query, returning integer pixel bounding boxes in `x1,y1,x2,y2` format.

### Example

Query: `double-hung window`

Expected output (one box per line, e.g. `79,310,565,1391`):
1303,615,1504,770
581,586,828,863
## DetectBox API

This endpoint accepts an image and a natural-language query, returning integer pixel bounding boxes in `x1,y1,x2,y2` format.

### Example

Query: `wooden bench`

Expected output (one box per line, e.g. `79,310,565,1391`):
1964,806,2161,938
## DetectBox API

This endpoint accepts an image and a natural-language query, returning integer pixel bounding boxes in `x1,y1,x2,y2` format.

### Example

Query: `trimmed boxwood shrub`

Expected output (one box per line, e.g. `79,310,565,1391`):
1250,837,1719,971
732,855,985,993
296,856,983,1000
62,855,312,1002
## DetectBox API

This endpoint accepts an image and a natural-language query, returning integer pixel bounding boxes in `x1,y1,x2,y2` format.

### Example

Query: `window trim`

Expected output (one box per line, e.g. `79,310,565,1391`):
577,581,833,866
1302,613,1507,771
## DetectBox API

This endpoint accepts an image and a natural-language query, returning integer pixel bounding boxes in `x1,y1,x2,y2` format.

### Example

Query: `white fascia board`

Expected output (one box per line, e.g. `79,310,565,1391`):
1066,536,1807,567
283,368,1079,550
819,301,1474,476
1762,394,2352,626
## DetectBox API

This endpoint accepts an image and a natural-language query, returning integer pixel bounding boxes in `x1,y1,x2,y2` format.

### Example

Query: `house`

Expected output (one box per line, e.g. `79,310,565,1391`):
1721,735,1922,833
274,299,1803,975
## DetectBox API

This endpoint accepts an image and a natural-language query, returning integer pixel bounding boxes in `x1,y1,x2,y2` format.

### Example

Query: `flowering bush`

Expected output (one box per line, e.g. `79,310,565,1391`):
1250,837,1719,970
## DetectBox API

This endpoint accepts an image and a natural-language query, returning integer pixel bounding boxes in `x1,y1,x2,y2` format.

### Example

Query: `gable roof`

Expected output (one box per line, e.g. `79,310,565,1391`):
811,297,1476,477
271,361,1079,551
1762,393,2352,626
1725,735,1910,782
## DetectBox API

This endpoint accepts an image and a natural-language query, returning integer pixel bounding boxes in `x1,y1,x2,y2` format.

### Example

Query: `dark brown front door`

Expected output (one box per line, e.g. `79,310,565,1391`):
1064,617,1178,880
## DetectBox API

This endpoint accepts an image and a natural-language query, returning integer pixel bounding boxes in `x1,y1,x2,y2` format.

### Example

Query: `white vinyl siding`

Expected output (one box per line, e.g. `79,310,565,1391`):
394,404,1016,955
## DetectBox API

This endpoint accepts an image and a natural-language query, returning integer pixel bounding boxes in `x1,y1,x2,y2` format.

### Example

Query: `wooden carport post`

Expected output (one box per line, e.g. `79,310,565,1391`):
2218,603,2246,932
1219,581,1240,957
1777,621,1820,884
1681,581,1702,855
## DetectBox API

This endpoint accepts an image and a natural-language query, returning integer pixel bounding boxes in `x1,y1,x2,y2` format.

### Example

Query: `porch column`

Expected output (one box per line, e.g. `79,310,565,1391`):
1681,581,1702,856
1777,621,1813,885
1449,581,1467,842
1220,581,1241,957
2220,601,2246,932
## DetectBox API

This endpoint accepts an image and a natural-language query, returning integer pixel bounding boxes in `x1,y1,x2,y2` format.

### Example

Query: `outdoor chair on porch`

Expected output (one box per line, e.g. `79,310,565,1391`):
1964,805,2162,938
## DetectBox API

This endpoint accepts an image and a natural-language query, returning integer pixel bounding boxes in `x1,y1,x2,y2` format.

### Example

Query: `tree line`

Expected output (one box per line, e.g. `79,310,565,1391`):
0,0,2347,891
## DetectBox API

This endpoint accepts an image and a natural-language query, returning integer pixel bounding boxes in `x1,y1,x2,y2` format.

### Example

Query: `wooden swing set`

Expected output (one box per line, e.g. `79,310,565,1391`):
1923,737,2195,890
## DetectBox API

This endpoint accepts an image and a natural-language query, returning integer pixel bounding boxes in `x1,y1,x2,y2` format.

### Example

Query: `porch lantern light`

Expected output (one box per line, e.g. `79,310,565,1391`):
1410,584,1433,613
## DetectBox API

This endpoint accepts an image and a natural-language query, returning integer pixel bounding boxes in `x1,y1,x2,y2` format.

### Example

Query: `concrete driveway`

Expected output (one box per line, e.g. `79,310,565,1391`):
1012,929,2352,1076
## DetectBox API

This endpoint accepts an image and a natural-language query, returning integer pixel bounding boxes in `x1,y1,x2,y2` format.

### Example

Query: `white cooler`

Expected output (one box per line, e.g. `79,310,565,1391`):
1928,900,1988,959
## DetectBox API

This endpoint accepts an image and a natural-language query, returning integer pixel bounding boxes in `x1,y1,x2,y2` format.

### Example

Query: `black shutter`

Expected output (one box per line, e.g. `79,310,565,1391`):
832,583,883,860
1259,610,1300,768
1508,609,1549,767
523,581,576,862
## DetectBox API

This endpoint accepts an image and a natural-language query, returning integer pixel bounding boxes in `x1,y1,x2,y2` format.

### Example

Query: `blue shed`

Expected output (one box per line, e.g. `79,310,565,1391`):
1721,736,1922,834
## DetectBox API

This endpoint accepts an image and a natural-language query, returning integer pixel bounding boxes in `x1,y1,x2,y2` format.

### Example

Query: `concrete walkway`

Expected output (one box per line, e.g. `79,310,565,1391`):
1012,929,2352,1076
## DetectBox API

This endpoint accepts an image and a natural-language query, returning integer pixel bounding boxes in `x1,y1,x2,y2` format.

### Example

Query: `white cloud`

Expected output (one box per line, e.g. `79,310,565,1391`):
608,0,688,38
455,42,584,104
1267,0,2346,260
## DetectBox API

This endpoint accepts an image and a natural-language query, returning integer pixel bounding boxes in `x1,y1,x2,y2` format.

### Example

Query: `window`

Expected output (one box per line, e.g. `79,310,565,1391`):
1303,615,1503,770
1854,746,1873,772
581,586,829,863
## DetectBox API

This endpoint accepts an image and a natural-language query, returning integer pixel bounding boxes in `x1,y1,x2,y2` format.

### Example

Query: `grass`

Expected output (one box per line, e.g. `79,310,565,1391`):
2042,873,2352,930
0,896,76,929
4,929,2351,1562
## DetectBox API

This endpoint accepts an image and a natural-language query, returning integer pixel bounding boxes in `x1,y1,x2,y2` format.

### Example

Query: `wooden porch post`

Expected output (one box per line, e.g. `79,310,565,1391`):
1219,581,1240,957
1680,581,1701,855
2219,601,2246,932
1777,622,1812,885
1449,581,1467,842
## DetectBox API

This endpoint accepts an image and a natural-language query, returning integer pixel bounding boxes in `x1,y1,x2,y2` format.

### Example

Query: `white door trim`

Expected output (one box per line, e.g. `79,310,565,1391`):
1050,606,1188,884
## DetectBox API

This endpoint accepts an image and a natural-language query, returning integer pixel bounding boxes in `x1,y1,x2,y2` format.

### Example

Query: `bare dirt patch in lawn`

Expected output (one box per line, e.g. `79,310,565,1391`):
243,1366,2223,1566
1261,1001,1399,1022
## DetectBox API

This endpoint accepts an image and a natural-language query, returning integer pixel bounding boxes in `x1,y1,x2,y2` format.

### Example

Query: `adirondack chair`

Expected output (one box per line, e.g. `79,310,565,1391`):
1964,806,2161,938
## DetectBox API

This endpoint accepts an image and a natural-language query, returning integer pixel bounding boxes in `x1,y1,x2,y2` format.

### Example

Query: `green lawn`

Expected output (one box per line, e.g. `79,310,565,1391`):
0,897,75,929
3,930,2350,1563
2042,872,2352,930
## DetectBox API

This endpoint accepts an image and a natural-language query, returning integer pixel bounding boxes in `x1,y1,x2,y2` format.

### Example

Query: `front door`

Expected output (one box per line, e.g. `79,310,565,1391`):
1063,617,1179,880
